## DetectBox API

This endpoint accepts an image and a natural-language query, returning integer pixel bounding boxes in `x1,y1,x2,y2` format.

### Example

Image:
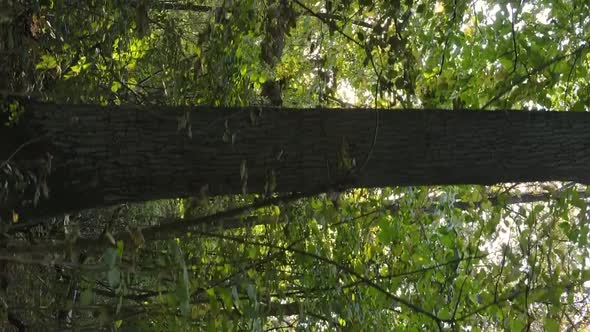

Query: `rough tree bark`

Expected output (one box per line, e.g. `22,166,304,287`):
1,101,590,218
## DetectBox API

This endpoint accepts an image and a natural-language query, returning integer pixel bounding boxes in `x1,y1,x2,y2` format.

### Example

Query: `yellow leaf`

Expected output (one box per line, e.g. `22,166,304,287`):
435,1,445,13
126,227,145,248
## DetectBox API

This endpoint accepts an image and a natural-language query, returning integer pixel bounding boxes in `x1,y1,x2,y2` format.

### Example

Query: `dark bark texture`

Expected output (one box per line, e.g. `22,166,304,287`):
2,101,590,217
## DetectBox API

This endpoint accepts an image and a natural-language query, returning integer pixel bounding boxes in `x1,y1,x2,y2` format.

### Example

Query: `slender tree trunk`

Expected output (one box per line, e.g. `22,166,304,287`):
2,101,590,218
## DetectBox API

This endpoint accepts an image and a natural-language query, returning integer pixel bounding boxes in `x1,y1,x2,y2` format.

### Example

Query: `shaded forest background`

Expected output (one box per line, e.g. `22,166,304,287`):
1,0,590,331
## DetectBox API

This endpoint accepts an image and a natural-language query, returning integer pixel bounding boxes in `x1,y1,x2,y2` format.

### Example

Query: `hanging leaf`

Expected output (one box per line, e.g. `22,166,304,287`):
240,160,248,181
107,268,121,287
544,318,560,332
178,271,190,317
80,288,94,305
249,109,259,126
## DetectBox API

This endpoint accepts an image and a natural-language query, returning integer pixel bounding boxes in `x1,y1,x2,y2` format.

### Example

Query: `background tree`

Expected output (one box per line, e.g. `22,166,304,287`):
2,102,590,219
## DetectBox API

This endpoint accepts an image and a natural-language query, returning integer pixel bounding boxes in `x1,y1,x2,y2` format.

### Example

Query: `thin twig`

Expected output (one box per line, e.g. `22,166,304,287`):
0,136,47,169
510,3,520,74
482,43,589,109
195,230,444,327
291,0,363,48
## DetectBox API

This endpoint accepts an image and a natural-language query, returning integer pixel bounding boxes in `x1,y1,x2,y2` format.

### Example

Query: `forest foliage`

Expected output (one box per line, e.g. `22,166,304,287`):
0,0,590,331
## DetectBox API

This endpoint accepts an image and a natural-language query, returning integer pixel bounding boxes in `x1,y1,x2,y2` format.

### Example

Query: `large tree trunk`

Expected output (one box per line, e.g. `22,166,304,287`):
2,101,590,218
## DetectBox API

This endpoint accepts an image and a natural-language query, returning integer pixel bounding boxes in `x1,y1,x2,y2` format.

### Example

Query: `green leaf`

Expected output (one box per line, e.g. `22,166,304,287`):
572,100,585,112
219,288,233,309
578,225,589,246
440,233,454,248
107,268,121,287
111,81,122,93
116,240,124,257
247,246,257,258
356,31,365,42
510,318,526,331
36,54,58,70
544,318,560,332
179,300,190,317
246,284,256,302
438,308,452,320
103,248,118,269
558,222,571,234
231,285,240,309
377,222,394,244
